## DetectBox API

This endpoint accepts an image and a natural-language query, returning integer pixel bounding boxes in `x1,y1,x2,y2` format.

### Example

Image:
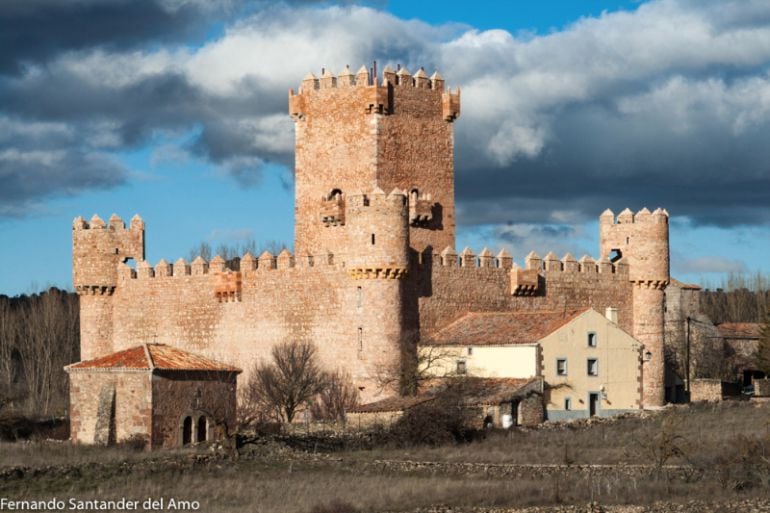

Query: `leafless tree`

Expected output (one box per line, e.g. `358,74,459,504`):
243,341,327,423
310,370,359,423
0,288,78,416
377,338,456,396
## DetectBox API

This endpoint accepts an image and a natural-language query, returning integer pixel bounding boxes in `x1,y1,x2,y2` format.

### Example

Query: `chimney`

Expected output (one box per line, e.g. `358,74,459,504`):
605,307,618,324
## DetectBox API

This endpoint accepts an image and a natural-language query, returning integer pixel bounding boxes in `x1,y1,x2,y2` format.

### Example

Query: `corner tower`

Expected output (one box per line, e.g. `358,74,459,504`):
290,64,460,257
72,213,145,360
600,208,669,408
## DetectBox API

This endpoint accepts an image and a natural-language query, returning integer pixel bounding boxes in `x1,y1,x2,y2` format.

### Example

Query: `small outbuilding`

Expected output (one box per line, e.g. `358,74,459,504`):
66,343,241,449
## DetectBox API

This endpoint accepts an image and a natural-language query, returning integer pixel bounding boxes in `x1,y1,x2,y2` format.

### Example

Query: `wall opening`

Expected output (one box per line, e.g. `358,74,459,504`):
371,234,375,245
556,358,567,376
587,332,597,347
609,249,622,263
589,393,599,417
197,416,207,443
587,358,599,376
456,360,467,375
182,416,193,446
356,286,362,309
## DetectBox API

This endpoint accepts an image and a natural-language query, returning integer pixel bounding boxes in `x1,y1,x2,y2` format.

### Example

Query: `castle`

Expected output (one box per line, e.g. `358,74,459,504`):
69,64,670,444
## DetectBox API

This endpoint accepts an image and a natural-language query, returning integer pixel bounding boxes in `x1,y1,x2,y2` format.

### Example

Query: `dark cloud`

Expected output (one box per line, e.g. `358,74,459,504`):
0,0,218,75
2,0,770,228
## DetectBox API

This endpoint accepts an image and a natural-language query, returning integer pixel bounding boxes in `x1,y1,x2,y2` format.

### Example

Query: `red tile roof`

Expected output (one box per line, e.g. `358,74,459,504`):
423,309,589,346
349,377,543,413
717,323,761,340
669,278,702,291
66,344,241,373
348,394,438,413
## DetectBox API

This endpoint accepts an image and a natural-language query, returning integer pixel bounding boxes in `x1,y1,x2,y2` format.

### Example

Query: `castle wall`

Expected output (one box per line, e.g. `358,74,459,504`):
414,258,634,340
107,257,401,403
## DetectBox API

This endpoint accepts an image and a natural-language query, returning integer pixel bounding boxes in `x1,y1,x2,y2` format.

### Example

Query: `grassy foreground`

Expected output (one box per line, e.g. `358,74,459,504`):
0,400,769,513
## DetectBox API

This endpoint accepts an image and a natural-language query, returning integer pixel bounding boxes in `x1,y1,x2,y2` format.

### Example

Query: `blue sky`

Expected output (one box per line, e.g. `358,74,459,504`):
1,0,769,296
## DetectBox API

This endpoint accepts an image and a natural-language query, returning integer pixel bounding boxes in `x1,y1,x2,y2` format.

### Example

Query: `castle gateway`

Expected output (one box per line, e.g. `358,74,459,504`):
70,65,669,443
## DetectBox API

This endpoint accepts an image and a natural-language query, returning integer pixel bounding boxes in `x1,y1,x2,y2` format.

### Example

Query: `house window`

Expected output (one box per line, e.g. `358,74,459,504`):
556,358,567,376
467,347,473,356
587,332,597,347
456,360,467,375
587,358,599,376
564,398,572,411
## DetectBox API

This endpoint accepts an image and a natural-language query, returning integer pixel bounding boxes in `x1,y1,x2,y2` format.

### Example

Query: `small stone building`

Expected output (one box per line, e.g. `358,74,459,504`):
348,377,544,430
66,343,240,449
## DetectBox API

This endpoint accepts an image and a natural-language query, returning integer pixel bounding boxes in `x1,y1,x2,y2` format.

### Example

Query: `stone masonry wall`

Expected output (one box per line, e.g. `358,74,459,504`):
414,258,634,339
291,66,458,257
108,256,402,404
68,370,151,445
151,371,237,449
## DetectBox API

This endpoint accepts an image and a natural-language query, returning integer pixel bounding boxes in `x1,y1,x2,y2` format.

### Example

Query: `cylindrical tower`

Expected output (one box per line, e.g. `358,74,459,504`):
72,213,145,360
344,188,410,400
600,207,669,408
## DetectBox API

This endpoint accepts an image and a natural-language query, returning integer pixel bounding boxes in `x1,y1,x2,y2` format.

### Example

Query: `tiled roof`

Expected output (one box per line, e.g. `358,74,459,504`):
423,309,589,346
669,278,702,291
348,394,437,413
349,377,542,413
66,344,241,373
717,323,761,340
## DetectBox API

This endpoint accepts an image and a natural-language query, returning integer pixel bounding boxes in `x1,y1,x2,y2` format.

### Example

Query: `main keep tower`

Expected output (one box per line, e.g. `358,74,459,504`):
289,64,460,257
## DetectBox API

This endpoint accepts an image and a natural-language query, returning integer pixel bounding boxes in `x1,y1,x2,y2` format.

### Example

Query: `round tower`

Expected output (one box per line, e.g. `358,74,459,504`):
72,213,145,360
344,188,410,399
599,207,670,408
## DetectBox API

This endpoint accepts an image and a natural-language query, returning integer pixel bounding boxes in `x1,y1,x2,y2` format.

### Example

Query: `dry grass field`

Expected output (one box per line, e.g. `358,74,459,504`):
1,401,770,513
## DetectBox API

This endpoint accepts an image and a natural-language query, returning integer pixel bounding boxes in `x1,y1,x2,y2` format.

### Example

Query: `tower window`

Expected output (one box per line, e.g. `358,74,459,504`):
356,286,362,308
358,327,363,352
371,234,375,245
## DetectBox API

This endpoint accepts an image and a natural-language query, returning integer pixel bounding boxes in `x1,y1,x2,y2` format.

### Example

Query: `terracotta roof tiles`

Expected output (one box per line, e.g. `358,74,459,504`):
423,309,589,346
67,344,241,373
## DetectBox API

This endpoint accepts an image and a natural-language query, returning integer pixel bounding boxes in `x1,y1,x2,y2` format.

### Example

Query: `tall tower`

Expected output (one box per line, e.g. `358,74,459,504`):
289,64,460,258
72,213,144,360
599,207,670,408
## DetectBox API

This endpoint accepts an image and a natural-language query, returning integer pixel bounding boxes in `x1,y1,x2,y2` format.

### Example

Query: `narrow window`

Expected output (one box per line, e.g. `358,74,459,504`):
356,286,362,308
371,233,375,245
587,332,597,347
456,360,467,375
358,327,363,352
587,358,599,376
556,358,567,376
197,416,207,443
467,347,473,356
564,398,572,411
182,416,193,446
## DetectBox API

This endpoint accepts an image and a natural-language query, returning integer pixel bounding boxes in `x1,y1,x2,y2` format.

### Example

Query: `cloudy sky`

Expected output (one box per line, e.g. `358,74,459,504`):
1,0,769,295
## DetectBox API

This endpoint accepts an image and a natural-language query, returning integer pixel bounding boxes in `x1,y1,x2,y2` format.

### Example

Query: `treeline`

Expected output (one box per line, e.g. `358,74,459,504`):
699,273,770,324
0,288,79,416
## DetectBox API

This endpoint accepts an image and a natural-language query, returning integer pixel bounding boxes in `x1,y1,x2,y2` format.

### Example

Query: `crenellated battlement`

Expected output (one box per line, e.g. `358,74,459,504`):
73,213,145,293
599,207,669,225
289,64,460,122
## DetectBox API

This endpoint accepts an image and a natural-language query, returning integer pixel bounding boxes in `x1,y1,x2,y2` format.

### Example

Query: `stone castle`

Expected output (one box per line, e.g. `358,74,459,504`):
71,64,670,413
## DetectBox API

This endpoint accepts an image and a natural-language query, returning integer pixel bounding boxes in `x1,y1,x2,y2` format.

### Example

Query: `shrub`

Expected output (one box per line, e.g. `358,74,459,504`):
388,386,479,447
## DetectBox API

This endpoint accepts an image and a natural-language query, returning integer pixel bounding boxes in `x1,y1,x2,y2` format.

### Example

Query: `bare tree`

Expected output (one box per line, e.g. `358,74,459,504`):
377,339,456,396
310,370,359,423
244,341,327,423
